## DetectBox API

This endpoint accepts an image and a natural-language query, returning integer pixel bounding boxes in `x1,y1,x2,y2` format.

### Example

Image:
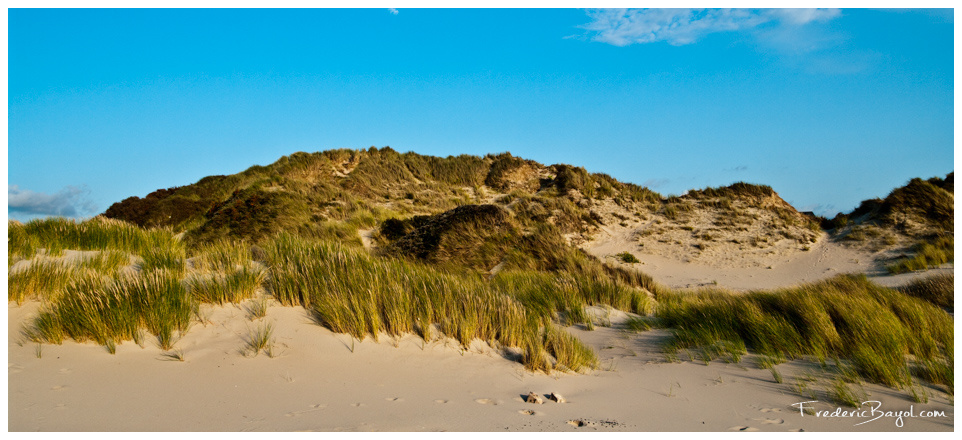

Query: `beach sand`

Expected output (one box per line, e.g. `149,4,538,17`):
8,293,954,432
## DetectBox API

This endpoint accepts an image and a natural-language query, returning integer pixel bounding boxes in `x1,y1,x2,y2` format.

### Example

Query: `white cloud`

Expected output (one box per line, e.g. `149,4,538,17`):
581,8,841,47
388,8,399,15
8,184,97,218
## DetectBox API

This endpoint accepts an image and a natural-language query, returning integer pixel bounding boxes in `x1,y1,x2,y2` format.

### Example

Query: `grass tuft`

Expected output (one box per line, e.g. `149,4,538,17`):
830,379,866,408
246,323,275,356
246,297,270,320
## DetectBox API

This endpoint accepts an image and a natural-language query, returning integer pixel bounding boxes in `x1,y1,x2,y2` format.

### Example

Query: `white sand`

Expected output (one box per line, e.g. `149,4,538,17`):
8,298,954,432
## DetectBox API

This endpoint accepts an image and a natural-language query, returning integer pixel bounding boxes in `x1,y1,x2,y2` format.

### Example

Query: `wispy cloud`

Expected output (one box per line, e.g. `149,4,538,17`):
388,8,399,15
9,185,97,219
580,8,840,47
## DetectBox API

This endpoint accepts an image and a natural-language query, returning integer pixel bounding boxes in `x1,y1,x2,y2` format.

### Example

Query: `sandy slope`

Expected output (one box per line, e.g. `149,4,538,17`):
8,300,954,432
583,223,950,291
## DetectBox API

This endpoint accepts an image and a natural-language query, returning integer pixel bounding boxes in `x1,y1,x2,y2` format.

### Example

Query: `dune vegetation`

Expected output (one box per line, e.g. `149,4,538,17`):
8,148,954,389
658,274,953,392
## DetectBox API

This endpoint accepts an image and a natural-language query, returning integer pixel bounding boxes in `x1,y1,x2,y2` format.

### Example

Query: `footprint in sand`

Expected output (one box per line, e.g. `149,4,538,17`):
759,407,782,413
50,385,67,391
474,398,498,405
434,399,448,404
567,420,587,428
385,397,402,402
350,403,365,407
518,410,538,416
58,368,72,375
752,418,785,425
9,364,24,374
54,403,66,410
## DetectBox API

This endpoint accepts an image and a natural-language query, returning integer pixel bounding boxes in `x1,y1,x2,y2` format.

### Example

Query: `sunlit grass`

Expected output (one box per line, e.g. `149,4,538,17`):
657,274,953,389
29,269,194,351
78,250,131,274
18,216,181,256
265,233,591,373
245,322,275,357
8,259,74,304
189,239,254,272
140,246,187,274
186,266,266,304
888,236,953,274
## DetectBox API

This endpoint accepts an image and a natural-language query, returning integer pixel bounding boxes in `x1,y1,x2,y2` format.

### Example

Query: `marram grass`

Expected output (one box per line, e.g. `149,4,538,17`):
887,236,954,274
657,274,953,390
265,233,596,373
17,217,181,256
78,250,131,274
185,266,267,304
189,239,255,272
29,269,194,351
8,259,75,304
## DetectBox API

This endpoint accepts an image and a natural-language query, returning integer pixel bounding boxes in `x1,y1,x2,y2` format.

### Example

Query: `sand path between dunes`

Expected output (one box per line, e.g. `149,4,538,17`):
8,300,954,432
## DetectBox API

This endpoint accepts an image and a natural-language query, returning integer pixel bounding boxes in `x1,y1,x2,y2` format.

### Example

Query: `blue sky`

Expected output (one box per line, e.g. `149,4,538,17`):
7,8,955,220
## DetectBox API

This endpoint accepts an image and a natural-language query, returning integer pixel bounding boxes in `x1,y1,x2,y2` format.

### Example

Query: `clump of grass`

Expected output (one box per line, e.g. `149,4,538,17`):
615,252,640,264
9,220,36,263
770,366,784,383
186,266,266,304
190,239,254,272
246,297,269,320
657,274,953,389
30,269,194,351
246,323,275,357
830,379,866,408
266,233,598,373
543,325,599,372
887,236,953,274
140,246,187,274
19,216,181,256
8,259,74,304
